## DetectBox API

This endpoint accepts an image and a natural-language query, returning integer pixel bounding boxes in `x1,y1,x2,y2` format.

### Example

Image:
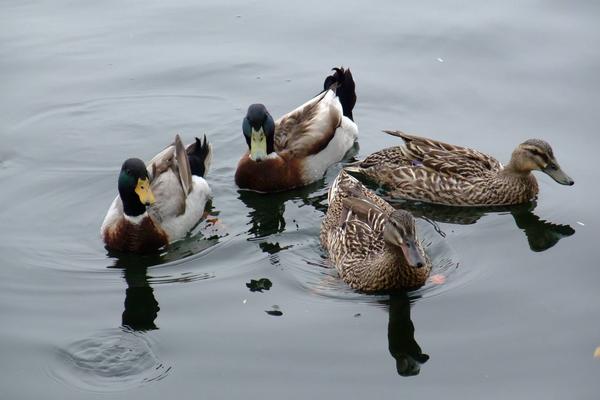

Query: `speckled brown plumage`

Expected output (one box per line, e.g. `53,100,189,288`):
320,170,431,292
346,131,572,206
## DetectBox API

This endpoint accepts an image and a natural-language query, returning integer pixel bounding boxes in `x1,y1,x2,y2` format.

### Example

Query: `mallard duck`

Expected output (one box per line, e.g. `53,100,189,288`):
101,134,212,253
346,131,574,206
320,170,431,292
235,67,358,192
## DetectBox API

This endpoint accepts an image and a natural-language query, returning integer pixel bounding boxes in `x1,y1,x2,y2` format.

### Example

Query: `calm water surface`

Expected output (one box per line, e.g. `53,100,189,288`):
1,1,599,399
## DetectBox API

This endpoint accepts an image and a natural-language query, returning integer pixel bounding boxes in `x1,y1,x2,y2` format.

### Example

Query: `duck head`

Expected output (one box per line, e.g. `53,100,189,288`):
383,209,426,268
242,104,275,162
118,158,155,217
508,139,574,186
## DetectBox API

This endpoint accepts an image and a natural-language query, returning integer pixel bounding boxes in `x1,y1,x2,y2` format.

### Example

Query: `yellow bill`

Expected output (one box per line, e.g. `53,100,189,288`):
250,128,268,161
135,178,155,205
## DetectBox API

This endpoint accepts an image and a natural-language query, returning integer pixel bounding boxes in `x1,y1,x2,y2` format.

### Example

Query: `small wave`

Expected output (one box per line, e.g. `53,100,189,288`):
47,327,170,392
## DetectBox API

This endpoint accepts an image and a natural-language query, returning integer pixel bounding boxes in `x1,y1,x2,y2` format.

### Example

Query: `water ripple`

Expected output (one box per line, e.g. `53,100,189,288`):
48,328,170,392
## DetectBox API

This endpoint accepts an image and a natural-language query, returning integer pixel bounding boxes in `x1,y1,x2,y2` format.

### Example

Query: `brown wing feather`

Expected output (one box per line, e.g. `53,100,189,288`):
341,197,387,233
174,134,192,195
382,130,502,176
274,91,341,158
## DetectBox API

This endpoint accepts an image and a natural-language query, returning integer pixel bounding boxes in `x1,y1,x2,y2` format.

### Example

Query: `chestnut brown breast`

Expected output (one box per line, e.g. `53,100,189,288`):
234,153,305,192
103,216,169,253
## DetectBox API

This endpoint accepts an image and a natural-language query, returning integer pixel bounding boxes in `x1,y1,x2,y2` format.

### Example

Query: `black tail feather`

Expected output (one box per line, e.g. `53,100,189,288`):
323,67,356,121
187,135,211,177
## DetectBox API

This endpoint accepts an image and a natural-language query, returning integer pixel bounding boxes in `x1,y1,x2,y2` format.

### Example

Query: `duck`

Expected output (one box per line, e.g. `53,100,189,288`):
320,170,431,292
346,131,574,206
235,67,358,192
101,134,212,253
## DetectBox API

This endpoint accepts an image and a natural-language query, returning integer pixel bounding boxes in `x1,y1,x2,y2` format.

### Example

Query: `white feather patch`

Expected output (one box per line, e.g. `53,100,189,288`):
100,196,122,236
158,175,212,241
302,112,358,184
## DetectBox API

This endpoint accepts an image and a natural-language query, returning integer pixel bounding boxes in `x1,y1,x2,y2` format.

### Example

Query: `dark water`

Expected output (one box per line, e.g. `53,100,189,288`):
1,1,598,398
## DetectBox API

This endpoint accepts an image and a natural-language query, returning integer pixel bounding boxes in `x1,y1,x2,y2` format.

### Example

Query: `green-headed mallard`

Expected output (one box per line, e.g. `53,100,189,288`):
235,67,358,192
346,131,574,206
101,134,212,253
320,170,431,292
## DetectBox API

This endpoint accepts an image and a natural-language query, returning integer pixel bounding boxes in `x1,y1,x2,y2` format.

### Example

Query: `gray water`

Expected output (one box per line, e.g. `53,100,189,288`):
1,1,599,399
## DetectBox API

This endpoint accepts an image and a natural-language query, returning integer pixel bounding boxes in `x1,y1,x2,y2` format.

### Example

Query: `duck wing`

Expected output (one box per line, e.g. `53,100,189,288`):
382,130,502,177
274,90,342,158
147,134,191,221
341,197,387,234
332,217,385,263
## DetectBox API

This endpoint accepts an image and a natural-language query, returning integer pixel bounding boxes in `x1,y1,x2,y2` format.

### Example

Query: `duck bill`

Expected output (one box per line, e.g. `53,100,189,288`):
135,178,155,206
542,164,574,186
401,239,425,268
250,128,268,161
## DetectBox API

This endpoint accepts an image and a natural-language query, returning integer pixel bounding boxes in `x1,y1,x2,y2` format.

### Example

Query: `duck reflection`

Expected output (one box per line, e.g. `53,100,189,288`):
392,199,574,252
379,292,429,376
110,255,161,331
237,182,328,257
121,265,159,331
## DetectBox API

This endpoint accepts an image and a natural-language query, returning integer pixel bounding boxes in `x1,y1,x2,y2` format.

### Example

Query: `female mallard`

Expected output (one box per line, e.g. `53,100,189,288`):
320,170,431,292
346,131,574,206
235,67,358,192
101,134,212,253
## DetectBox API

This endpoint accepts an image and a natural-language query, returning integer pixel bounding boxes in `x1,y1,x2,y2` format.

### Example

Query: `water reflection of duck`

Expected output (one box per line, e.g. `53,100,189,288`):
237,182,329,257
121,265,159,331
347,131,573,206
110,255,161,331
381,292,429,376
393,200,575,252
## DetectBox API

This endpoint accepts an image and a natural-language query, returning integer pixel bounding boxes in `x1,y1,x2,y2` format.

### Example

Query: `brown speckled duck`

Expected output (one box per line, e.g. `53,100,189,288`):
320,170,431,292
101,135,212,253
346,131,574,206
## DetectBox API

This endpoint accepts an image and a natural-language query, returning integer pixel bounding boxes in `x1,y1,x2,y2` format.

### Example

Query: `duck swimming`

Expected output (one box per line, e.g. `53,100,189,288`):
235,67,358,192
101,134,212,253
346,131,574,206
320,170,431,292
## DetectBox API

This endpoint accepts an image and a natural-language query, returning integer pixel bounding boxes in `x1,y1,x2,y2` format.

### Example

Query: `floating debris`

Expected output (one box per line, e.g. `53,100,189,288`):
437,57,444,63
594,347,600,359
354,313,361,318
246,278,273,292
577,221,585,226
265,305,283,316
242,299,247,304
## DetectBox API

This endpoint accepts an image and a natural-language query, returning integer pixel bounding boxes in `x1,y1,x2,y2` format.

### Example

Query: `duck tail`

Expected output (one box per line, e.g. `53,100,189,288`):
323,67,356,121
187,134,212,178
